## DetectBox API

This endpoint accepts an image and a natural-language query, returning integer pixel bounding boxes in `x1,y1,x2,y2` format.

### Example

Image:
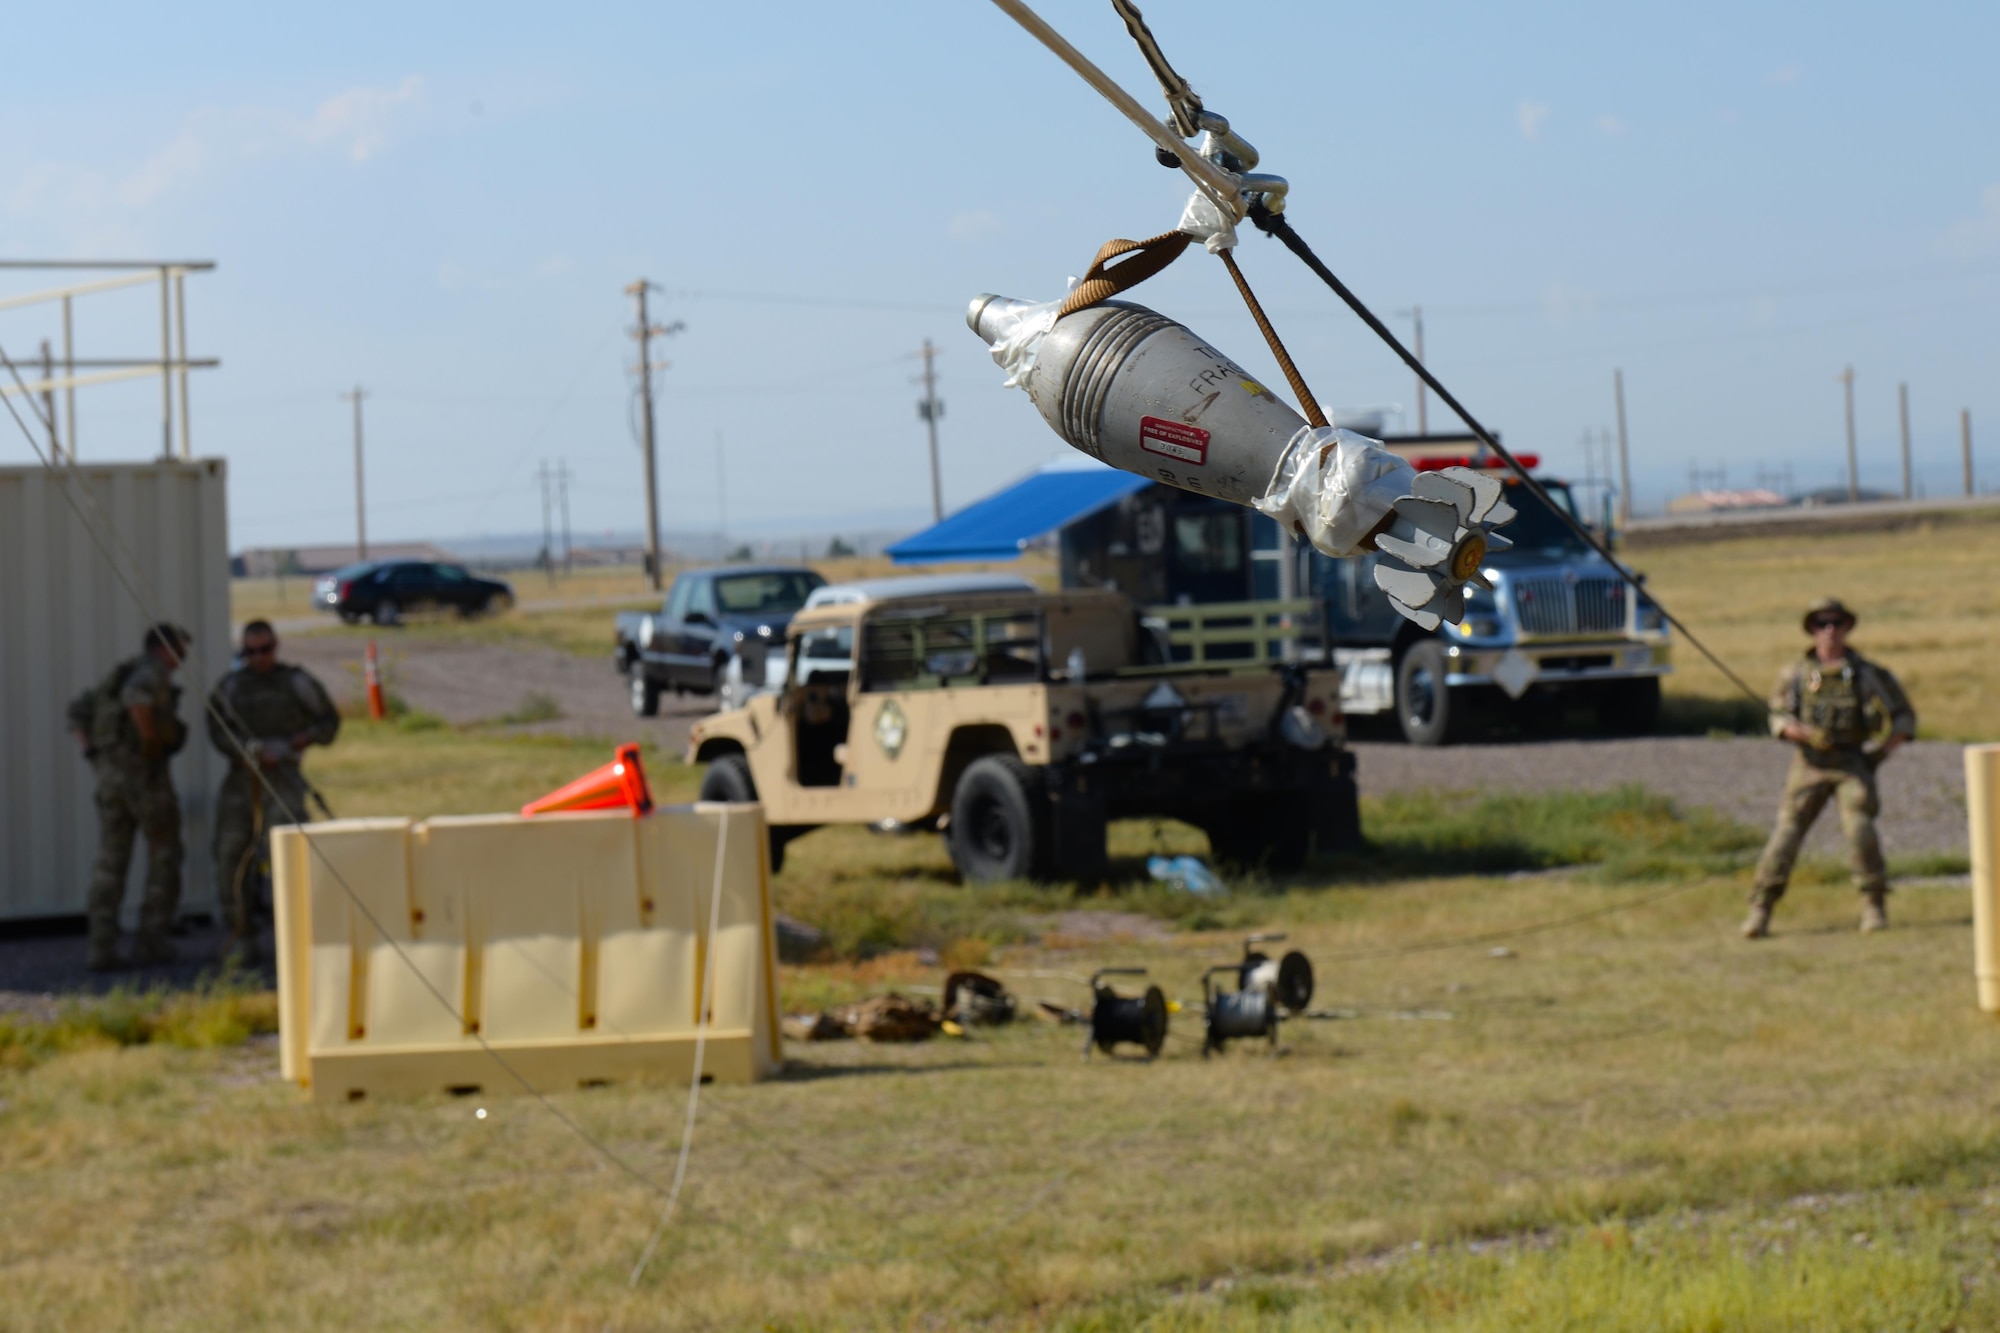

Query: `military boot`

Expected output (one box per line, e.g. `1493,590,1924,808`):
220,933,263,970
87,915,123,971
1860,894,1889,933
132,933,179,966
1741,901,1773,940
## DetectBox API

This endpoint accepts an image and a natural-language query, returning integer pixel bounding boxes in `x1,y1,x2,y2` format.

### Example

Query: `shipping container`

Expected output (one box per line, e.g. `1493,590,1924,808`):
0,459,231,923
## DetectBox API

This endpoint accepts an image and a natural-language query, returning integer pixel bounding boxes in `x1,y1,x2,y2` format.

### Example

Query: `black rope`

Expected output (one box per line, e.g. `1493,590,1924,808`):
1244,202,1768,711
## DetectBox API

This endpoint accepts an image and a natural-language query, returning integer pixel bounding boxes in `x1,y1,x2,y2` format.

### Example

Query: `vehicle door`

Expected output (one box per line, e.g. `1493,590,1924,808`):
674,576,720,688
788,624,855,790
431,562,474,612
649,577,690,675
384,562,433,613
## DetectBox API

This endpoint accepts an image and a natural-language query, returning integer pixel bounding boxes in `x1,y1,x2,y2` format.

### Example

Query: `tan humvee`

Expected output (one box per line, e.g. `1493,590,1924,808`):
688,579,1358,882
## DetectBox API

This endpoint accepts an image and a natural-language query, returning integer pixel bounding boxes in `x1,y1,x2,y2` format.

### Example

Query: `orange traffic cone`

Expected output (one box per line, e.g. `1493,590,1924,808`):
521,743,655,817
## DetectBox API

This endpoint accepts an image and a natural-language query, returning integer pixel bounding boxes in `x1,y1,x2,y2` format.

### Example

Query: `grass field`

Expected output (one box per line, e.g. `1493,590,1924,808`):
1635,512,2000,741
5,711,1996,1329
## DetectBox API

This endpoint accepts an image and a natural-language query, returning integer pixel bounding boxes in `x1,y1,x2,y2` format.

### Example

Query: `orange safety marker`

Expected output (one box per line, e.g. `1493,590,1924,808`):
521,743,655,817
364,640,387,721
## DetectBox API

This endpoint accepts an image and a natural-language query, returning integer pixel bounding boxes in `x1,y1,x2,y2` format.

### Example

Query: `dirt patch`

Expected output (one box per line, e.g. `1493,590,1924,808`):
1027,910,1177,948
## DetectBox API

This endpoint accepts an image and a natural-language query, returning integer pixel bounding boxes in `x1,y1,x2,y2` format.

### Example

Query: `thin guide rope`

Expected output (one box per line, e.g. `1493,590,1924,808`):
629,807,732,1287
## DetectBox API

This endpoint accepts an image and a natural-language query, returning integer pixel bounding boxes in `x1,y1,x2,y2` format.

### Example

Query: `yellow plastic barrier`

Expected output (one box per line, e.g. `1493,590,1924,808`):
1968,746,2000,1015
272,803,779,1103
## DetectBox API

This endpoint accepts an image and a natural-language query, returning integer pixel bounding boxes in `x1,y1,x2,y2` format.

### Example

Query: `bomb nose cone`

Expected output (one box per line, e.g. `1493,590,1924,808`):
967,293,1037,346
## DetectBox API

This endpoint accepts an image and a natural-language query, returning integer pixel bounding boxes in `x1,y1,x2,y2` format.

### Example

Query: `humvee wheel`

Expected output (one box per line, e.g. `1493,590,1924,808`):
699,753,792,874
949,755,1047,883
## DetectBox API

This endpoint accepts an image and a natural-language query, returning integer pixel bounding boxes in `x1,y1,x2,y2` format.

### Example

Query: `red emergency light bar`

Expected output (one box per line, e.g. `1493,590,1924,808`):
1410,453,1539,472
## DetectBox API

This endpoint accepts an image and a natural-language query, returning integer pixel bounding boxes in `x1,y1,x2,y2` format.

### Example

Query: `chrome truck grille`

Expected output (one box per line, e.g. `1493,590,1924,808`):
1511,577,1627,636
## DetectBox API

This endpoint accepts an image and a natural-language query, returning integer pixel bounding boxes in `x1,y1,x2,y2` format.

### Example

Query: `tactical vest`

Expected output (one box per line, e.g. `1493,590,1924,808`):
68,657,184,761
1803,661,1869,748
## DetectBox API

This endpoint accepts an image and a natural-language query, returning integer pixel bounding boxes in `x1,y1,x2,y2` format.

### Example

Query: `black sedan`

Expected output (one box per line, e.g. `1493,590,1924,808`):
315,560,515,625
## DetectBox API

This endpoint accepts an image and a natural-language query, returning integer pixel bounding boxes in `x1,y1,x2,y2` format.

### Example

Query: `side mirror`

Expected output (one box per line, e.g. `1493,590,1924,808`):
685,611,711,626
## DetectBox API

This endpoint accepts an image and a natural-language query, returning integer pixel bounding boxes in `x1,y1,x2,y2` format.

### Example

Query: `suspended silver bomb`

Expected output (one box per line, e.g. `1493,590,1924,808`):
967,293,1514,628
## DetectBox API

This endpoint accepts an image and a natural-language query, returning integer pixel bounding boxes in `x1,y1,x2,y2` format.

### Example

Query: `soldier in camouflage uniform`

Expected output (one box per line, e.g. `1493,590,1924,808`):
207,620,341,961
1744,597,1915,939
67,623,192,970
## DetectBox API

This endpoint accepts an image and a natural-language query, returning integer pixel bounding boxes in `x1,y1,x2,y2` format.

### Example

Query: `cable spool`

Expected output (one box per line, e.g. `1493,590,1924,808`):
1203,934,1314,1055
1086,967,1168,1060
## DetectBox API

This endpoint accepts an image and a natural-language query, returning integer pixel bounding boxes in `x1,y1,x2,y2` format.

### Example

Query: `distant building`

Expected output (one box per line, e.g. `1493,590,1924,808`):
232,542,460,577
1665,488,1792,515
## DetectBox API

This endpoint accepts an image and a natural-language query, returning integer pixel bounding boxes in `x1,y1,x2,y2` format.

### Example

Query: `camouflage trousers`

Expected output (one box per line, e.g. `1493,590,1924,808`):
1751,749,1887,904
89,757,183,956
213,765,309,938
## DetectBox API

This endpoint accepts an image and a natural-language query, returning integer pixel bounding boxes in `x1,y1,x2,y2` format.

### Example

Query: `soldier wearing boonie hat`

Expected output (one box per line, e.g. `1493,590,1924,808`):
1742,598,1915,939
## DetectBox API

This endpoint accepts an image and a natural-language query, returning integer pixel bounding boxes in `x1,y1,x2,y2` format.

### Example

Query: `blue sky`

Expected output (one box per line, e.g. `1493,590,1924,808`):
1,1,1994,549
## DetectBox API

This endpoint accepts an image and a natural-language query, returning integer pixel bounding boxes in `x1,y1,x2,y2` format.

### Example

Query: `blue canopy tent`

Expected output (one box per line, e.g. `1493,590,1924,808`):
886,461,1150,565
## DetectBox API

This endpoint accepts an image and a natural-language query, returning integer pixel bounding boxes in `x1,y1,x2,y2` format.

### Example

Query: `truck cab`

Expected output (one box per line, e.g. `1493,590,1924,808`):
1059,453,1670,745
1318,465,1670,744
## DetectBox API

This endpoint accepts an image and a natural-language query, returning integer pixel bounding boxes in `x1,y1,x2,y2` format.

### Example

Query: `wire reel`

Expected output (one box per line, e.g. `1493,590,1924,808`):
1202,933,1314,1055
1085,967,1169,1060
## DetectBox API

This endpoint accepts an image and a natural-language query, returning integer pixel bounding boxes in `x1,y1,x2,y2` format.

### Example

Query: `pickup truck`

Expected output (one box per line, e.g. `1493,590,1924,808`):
614,565,824,716
687,578,1358,881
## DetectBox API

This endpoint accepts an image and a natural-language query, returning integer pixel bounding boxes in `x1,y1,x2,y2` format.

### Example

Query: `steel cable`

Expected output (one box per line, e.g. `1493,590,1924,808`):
1240,203,1768,708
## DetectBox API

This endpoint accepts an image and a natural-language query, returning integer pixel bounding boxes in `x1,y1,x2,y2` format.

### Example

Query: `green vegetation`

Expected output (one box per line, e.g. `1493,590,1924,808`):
0,975,278,1073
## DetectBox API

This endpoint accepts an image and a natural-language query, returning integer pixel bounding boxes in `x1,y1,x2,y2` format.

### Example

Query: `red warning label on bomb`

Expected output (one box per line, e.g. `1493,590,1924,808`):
1139,416,1209,466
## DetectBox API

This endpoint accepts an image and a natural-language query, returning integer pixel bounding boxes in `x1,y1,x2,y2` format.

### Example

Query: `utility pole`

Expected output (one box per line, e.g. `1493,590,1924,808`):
626,280,683,592
1965,409,1976,496
1897,382,1912,500
38,340,56,456
341,386,368,560
535,459,556,586
715,430,728,558
1839,365,1858,503
61,293,75,461
1411,306,1427,434
916,339,945,522
1613,368,1631,526
558,459,573,577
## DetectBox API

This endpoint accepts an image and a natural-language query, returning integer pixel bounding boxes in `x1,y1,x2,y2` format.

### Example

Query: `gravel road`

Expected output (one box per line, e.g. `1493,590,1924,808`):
283,633,713,753
1352,735,1969,861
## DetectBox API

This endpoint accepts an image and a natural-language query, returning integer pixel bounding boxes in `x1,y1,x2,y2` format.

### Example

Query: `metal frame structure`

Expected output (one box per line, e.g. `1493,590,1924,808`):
0,259,218,462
